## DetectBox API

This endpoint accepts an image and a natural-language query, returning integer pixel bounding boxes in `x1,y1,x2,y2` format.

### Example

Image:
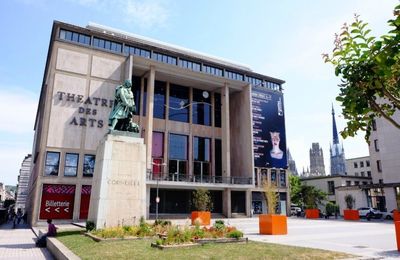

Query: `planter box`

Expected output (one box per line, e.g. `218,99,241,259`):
195,237,248,244
191,211,211,225
259,214,287,235
151,242,201,250
394,210,400,222
395,221,400,251
305,209,319,219
343,209,360,221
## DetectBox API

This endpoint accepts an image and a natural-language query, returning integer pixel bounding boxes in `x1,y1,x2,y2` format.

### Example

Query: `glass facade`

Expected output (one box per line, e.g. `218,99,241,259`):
154,81,166,119
93,37,122,53
123,45,151,58
83,154,95,177
169,84,189,123
44,152,60,176
214,139,222,177
203,64,223,77
192,88,211,126
169,134,188,176
179,59,201,71
59,29,90,45
64,153,79,177
226,70,243,81
214,93,221,128
152,132,164,158
132,76,141,115
153,52,177,65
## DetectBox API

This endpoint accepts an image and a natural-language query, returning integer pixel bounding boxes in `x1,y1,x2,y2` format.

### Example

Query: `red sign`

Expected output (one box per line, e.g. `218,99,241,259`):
39,184,75,219
79,185,91,219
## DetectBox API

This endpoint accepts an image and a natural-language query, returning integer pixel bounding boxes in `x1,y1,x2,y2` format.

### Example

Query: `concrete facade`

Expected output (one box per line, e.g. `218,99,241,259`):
345,156,371,177
27,21,289,225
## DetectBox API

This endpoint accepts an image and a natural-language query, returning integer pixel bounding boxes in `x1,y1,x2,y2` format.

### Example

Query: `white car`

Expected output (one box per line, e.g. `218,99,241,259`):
381,210,394,220
357,207,383,219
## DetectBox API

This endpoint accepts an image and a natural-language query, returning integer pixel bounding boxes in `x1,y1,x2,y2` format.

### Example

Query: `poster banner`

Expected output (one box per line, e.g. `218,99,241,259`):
39,184,75,219
252,86,287,168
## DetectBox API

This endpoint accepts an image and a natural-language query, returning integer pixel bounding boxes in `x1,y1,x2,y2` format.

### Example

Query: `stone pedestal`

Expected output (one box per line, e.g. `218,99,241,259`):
88,134,146,229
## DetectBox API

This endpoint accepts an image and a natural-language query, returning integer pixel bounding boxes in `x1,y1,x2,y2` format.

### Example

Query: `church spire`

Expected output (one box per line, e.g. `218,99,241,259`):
332,104,339,145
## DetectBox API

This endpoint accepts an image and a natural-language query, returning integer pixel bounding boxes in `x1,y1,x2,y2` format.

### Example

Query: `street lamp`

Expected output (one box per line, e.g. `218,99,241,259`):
151,161,166,221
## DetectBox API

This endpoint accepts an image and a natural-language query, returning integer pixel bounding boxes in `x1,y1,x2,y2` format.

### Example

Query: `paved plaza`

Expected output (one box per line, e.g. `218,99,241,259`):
0,222,53,260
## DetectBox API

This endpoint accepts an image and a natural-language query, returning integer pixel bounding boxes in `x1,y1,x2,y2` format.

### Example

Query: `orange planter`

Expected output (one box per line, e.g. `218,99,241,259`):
259,214,287,235
305,209,319,219
394,210,400,222
191,211,211,225
395,221,400,251
343,209,360,220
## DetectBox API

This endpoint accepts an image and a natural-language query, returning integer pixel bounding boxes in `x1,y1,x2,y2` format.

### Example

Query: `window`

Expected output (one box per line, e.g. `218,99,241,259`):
193,137,211,181
279,170,286,187
346,181,351,186
169,84,189,123
192,88,211,126
64,153,79,177
93,37,122,53
377,160,382,172
154,81,166,119
123,45,151,58
214,93,221,127
178,59,201,71
327,181,335,195
366,160,370,167
168,134,188,178
153,52,177,65
59,29,90,45
367,171,371,177
203,64,223,76
44,152,60,176
360,161,364,167
353,162,358,168
374,139,379,152
354,181,360,185
214,139,222,177
83,155,95,177
246,76,262,87
379,179,383,184
132,76,141,116
372,119,377,131
360,171,365,177
152,132,164,176
355,172,359,176
225,70,244,81
270,170,277,185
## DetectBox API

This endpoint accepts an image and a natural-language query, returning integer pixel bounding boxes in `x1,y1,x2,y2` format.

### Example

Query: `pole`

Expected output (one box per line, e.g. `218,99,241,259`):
156,177,159,221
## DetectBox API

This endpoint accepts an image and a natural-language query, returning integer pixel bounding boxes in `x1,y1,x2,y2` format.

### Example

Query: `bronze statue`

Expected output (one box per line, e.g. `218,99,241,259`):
108,79,139,133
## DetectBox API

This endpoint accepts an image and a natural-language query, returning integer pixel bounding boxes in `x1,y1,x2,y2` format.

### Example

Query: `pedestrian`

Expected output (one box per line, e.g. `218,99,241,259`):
36,219,57,247
16,209,23,225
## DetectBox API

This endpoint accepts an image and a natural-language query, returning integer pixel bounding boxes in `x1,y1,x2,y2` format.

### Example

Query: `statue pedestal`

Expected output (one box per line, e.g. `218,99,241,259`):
88,134,146,229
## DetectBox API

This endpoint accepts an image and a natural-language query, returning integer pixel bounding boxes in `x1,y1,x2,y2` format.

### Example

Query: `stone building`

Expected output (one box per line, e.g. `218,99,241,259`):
309,143,325,176
330,106,346,176
15,154,32,213
26,21,289,225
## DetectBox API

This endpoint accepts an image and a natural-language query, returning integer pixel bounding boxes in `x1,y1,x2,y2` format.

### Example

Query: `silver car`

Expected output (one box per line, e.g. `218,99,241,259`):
357,207,383,219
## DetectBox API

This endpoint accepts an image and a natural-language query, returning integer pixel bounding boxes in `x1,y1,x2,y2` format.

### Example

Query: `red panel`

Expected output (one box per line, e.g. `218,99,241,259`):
79,185,91,219
39,184,75,220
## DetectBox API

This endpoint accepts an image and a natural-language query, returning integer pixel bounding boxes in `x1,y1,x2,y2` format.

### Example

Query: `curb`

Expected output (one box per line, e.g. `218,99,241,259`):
46,237,81,260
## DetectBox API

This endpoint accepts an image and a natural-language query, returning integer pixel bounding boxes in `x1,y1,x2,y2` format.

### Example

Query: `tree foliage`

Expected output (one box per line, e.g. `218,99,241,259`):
344,194,355,210
290,178,327,209
289,175,302,206
324,4,400,141
192,188,213,212
263,180,279,214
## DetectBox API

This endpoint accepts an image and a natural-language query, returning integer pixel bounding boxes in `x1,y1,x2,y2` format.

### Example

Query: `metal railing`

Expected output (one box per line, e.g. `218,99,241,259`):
147,171,252,185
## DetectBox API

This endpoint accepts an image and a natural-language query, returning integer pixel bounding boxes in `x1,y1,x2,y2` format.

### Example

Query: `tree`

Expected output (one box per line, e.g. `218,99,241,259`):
289,175,302,206
192,188,212,212
323,4,400,142
344,194,355,210
263,180,279,214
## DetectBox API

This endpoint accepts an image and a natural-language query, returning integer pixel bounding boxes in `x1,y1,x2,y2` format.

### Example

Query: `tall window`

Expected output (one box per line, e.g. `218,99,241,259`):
354,162,358,168
154,81,166,119
372,119,377,131
377,160,382,172
44,152,60,176
270,170,277,185
64,153,79,177
169,84,189,123
374,139,379,152
327,181,335,195
214,139,222,177
83,155,95,177
152,132,164,176
192,88,211,126
360,161,364,167
132,76,141,116
279,170,286,187
214,93,221,127
168,134,188,178
193,137,211,181
366,160,370,167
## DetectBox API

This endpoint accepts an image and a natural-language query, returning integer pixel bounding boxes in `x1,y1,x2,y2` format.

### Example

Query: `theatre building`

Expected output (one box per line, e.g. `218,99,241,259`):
27,21,289,225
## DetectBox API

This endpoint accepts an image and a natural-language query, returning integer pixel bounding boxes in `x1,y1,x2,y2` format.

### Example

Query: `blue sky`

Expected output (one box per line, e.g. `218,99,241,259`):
0,0,398,185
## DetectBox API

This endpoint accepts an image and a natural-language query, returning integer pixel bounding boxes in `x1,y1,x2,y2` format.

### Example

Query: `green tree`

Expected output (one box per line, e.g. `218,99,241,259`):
263,180,279,214
324,4,400,141
289,175,302,206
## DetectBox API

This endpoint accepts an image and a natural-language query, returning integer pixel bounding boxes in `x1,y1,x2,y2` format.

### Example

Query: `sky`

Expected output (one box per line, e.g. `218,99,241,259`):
0,0,398,185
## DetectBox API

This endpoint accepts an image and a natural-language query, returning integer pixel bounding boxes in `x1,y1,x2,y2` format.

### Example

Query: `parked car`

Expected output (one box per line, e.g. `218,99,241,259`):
381,210,394,220
357,207,383,219
290,206,302,216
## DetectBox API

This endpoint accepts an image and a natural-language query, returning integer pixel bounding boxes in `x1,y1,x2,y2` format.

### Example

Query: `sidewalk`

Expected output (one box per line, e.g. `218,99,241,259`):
0,221,53,260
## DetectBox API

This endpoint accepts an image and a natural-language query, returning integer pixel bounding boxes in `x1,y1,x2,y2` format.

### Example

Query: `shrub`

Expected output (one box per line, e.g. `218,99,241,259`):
325,202,336,216
214,220,225,231
192,188,213,211
227,230,243,239
86,220,95,232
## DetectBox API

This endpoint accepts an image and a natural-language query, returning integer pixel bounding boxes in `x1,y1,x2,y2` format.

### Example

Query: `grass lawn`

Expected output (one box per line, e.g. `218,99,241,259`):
57,231,353,260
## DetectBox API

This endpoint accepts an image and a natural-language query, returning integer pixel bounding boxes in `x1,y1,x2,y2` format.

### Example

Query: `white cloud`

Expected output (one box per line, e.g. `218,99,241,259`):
0,87,38,134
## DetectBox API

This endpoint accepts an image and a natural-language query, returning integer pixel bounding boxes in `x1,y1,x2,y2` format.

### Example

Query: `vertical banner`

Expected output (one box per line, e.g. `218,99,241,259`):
39,184,75,219
252,86,287,168
79,185,91,219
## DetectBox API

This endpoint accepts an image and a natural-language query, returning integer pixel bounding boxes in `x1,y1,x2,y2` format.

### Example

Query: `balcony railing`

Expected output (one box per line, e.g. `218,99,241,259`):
147,172,253,185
